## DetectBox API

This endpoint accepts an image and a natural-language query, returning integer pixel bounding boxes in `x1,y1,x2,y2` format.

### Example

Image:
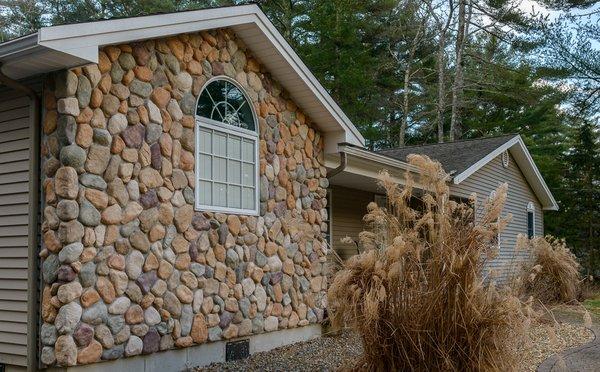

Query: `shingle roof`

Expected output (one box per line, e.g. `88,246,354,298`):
377,134,518,175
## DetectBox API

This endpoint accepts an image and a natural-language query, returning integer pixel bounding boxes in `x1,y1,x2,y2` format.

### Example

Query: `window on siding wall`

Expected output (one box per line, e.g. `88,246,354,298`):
527,202,535,239
195,78,258,215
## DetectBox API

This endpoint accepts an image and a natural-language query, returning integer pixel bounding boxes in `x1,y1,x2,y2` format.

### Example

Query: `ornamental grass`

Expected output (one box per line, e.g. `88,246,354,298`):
520,236,582,304
327,154,528,371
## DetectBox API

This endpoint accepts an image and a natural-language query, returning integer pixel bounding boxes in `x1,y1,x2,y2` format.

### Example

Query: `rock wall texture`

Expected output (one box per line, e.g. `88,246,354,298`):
38,28,329,367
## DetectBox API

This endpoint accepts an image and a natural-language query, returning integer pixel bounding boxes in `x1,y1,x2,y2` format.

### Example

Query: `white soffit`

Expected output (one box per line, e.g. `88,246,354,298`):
0,4,365,146
452,135,558,211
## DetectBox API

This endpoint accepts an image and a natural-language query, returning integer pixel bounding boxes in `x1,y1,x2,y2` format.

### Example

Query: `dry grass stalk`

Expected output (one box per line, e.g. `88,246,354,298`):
327,154,526,371
521,236,581,304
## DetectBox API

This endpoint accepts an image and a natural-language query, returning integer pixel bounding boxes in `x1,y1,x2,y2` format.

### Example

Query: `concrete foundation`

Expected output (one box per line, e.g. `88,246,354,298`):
48,324,322,372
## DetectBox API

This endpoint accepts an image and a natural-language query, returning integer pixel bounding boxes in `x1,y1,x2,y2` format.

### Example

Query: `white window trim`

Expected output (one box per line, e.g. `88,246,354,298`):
194,77,260,216
527,201,535,238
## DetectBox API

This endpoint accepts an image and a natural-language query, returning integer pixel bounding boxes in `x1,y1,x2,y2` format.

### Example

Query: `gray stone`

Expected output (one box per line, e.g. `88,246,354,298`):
208,326,222,342
180,304,193,336
55,301,82,334
118,53,136,70
42,254,60,284
41,346,56,365
107,315,125,334
108,113,127,135
81,301,107,325
79,262,96,287
77,75,92,108
239,298,250,318
73,323,94,347
163,54,180,74
125,335,143,356
180,92,196,115
121,124,146,149
56,199,79,221
93,129,112,146
58,242,83,263
126,250,144,279
111,63,124,83
57,115,77,146
41,323,58,346
60,145,86,169
226,249,239,268
255,251,267,267
130,80,153,98
163,291,181,317
190,263,206,278
57,264,76,282
183,187,194,204
145,123,162,144
56,70,78,98
80,173,107,190
264,316,278,332
102,344,124,360
252,314,264,333
144,306,161,326
79,200,101,227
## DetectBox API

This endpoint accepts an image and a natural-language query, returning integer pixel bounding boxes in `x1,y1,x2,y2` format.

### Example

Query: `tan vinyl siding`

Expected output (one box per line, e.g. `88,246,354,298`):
331,186,375,260
450,152,543,281
0,92,32,367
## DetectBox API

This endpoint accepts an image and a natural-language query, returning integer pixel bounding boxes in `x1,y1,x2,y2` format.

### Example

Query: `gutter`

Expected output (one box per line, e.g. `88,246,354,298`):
327,151,347,180
0,64,41,372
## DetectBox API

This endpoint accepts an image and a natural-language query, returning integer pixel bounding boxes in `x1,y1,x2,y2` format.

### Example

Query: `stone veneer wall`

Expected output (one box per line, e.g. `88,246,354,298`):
38,28,329,367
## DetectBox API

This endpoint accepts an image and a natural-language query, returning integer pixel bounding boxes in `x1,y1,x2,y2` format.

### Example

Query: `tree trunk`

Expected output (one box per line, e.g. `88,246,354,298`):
450,0,467,141
400,64,411,147
436,35,446,143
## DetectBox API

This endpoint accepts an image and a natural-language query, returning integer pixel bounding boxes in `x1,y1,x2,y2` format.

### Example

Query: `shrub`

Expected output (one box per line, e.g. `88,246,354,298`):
521,236,581,304
327,155,526,371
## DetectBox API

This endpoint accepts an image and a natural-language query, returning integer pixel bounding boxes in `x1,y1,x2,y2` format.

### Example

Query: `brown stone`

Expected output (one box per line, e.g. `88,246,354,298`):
85,145,111,175
190,314,208,343
77,340,102,365
174,205,193,232
76,123,93,148
80,288,100,307
125,304,144,324
44,110,58,134
90,88,103,108
175,336,193,348
43,230,61,252
96,276,116,303
55,335,77,366
133,66,153,82
227,215,241,236
130,230,150,252
171,234,189,254
167,38,185,60
139,167,163,188
158,260,173,280
101,204,122,225
151,87,171,108
86,189,108,210
98,51,111,73
175,285,193,304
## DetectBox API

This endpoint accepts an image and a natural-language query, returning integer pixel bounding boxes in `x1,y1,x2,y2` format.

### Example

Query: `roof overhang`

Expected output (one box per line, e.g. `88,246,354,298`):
325,144,421,193
0,4,364,148
452,135,559,211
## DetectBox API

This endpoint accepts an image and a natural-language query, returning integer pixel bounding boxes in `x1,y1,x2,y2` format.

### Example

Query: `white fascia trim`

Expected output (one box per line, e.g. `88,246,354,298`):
338,144,419,174
452,135,558,211
32,4,364,147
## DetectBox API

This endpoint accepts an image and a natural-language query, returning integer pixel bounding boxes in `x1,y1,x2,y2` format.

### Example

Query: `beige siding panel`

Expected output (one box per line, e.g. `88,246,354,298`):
0,89,32,367
331,186,376,261
450,153,544,281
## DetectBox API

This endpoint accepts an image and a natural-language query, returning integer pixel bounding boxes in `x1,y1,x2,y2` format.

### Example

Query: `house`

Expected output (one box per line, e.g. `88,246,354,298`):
0,4,557,371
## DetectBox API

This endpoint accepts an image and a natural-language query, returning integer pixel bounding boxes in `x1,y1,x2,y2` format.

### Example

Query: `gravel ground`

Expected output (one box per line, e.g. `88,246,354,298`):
194,323,592,372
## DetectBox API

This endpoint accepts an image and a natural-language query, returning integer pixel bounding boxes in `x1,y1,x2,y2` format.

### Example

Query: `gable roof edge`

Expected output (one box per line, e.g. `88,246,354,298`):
453,135,558,211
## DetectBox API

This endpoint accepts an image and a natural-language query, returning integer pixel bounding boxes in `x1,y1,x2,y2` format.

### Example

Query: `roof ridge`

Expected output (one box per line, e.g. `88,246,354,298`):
379,133,519,152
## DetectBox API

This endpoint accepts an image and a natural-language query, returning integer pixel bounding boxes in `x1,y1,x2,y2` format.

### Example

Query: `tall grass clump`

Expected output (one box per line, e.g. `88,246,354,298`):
327,155,527,371
521,236,581,304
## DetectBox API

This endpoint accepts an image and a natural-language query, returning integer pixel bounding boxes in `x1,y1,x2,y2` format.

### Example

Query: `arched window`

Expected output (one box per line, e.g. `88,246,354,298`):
527,202,535,239
195,78,258,215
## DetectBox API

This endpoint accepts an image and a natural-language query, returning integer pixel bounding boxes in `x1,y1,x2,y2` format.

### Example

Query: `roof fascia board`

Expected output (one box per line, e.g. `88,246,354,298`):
252,12,365,145
0,33,39,60
339,144,419,173
32,4,365,146
453,136,558,210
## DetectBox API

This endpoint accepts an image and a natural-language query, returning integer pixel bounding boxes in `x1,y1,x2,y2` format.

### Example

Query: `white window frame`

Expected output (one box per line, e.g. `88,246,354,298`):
527,201,535,238
194,77,260,216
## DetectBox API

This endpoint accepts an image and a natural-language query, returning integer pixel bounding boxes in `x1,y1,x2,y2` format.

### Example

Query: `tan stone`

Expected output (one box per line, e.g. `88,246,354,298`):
133,66,153,82
174,205,193,232
139,167,163,188
80,288,100,307
143,253,159,271
43,230,61,252
190,314,208,343
44,110,58,134
96,276,116,303
174,253,191,270
98,51,111,73
158,260,173,280
77,340,102,365
172,234,189,254
76,123,93,148
148,224,165,242
227,215,241,236
101,204,122,225
175,285,193,304
125,304,144,324
175,336,193,348
86,189,109,210
55,167,79,199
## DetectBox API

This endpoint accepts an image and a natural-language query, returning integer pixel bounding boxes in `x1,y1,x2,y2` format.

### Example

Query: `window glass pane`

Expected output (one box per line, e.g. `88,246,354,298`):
227,185,241,208
213,183,227,207
199,154,212,179
198,181,212,205
213,132,227,156
242,163,254,186
199,128,212,153
196,80,256,131
213,157,226,182
227,160,241,184
242,187,254,210
242,139,254,162
227,135,241,159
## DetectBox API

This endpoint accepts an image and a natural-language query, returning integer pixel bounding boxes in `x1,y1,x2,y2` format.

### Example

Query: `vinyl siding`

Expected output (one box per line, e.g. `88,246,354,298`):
450,152,543,281
330,186,375,260
0,90,34,367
